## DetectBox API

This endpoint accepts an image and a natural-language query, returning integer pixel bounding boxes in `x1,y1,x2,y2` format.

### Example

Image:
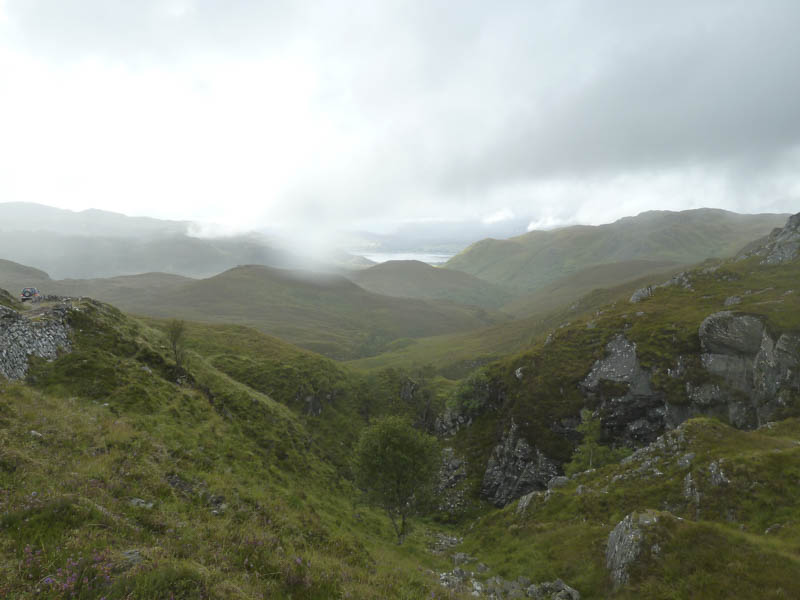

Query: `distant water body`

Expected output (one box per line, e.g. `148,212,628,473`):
360,252,454,265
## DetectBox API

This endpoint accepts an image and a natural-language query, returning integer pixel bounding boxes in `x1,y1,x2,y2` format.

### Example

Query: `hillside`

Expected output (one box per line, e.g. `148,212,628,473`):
123,265,503,359
1,213,799,599
502,259,683,318
349,260,513,309
436,212,800,513
0,261,503,360
446,209,788,292
0,296,466,599
0,202,369,279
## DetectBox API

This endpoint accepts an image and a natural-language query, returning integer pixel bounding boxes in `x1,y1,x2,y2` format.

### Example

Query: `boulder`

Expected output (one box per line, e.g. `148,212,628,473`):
606,511,660,590
481,421,559,507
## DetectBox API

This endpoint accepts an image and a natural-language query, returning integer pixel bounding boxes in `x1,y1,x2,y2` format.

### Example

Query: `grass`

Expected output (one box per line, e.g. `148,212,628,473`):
445,209,786,292
0,301,472,599
454,418,800,598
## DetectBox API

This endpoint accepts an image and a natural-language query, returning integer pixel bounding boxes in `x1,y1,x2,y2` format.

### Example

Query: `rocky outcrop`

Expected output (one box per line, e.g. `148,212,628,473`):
582,335,666,445
437,447,469,514
630,271,694,303
481,421,559,507
606,510,661,590
739,212,800,265
0,304,71,380
684,311,800,428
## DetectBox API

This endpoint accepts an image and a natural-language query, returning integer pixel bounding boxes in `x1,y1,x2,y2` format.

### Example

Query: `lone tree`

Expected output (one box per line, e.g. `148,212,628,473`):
166,319,187,370
565,409,631,476
353,416,439,544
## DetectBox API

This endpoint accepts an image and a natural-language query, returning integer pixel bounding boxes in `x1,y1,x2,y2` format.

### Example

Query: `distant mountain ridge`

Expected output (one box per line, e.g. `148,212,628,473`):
446,208,789,292
0,202,368,279
349,260,513,309
0,260,503,360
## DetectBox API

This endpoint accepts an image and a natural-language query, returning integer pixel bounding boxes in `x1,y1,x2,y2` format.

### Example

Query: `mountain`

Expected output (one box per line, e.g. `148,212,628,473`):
445,208,789,292
0,260,504,359
1,213,799,599
349,260,514,309
438,211,800,508
0,201,190,237
0,202,368,279
502,259,683,318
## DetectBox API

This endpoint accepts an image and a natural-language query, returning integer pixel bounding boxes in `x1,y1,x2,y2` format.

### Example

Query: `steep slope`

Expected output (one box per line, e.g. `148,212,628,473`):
349,260,513,309
446,209,788,292
447,418,800,598
0,295,464,599
436,212,800,513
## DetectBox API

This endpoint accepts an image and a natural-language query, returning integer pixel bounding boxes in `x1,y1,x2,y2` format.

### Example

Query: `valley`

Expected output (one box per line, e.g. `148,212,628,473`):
1,207,799,599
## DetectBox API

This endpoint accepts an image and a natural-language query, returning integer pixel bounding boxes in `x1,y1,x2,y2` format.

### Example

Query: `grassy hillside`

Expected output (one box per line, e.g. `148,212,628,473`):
0,261,503,360
502,259,683,318
455,417,800,598
0,297,467,599
446,209,787,292
442,252,800,511
134,265,503,360
349,260,514,309
348,269,678,379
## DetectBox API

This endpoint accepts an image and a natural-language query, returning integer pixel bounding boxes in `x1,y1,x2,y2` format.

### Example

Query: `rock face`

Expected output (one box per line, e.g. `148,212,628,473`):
0,304,71,380
481,421,559,507
437,447,469,514
739,212,800,265
582,335,665,445
687,311,800,428
606,511,660,590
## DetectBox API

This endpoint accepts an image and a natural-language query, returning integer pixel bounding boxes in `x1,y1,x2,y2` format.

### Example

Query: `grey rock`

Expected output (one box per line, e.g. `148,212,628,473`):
29,430,43,439
606,511,659,590
739,212,800,265
677,452,695,468
692,311,800,429
723,296,742,306
515,367,526,380
630,286,654,303
438,447,468,514
481,421,559,507
526,578,581,599
476,562,490,573
516,490,538,515
582,335,666,446
0,304,72,380
547,476,569,490
129,498,154,509
708,461,729,486
699,311,764,355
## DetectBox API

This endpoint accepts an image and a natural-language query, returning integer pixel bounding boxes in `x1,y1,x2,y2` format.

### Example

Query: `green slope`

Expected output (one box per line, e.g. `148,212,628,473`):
0,296,463,599
502,259,683,318
127,265,504,360
349,260,514,309
0,261,504,360
446,209,788,292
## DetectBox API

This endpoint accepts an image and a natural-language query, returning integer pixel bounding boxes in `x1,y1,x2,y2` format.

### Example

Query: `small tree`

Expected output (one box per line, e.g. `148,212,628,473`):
166,319,187,370
565,409,631,476
353,416,439,544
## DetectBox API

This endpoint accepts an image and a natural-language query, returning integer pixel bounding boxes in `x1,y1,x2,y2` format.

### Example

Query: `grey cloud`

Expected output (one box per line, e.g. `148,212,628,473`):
3,0,800,228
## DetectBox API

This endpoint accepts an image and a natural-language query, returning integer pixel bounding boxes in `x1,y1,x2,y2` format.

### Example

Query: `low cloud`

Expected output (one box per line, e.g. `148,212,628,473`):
1,0,798,233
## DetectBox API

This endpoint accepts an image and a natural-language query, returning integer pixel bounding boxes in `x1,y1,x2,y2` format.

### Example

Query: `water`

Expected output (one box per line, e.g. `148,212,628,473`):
360,252,454,265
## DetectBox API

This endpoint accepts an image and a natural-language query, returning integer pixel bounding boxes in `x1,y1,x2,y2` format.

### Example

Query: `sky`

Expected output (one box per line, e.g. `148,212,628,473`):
0,0,799,235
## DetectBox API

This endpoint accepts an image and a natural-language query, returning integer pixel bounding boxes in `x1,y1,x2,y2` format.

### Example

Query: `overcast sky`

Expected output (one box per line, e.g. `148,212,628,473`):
1,0,798,234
